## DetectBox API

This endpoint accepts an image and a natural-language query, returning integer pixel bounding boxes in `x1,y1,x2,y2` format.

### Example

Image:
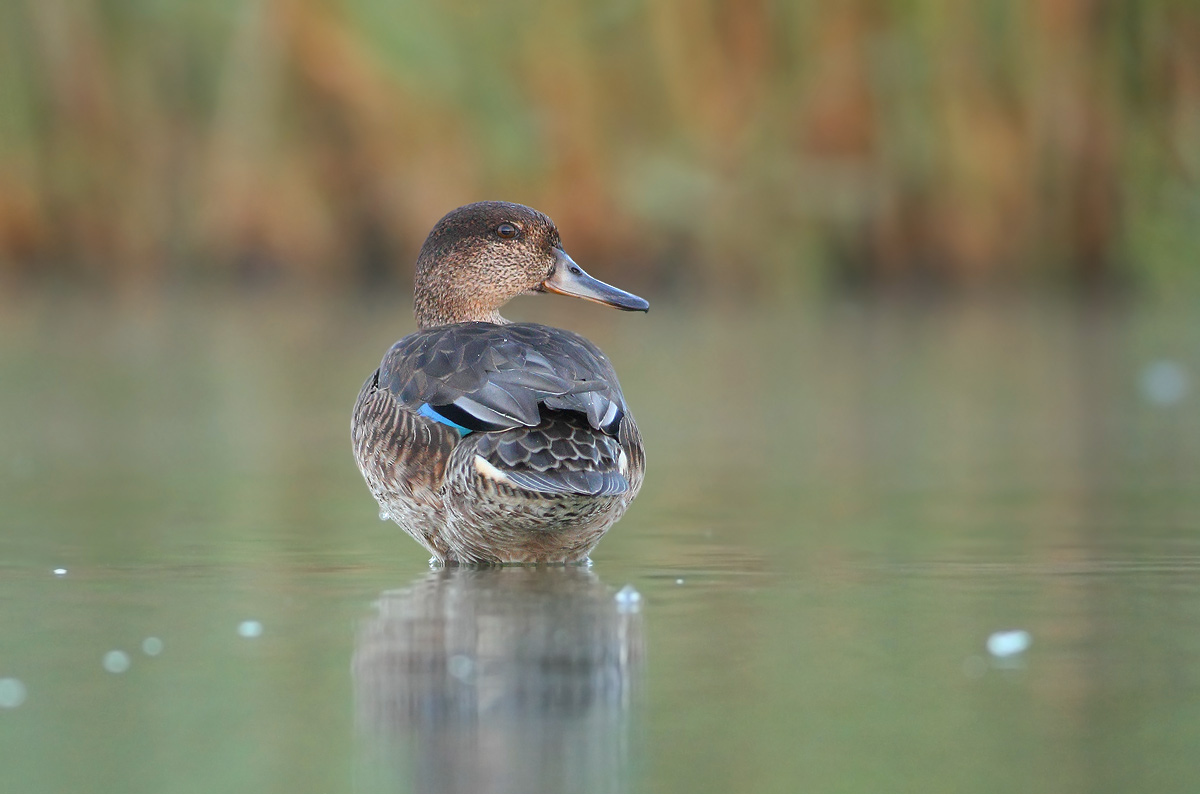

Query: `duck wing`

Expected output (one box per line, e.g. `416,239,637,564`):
471,413,629,497
376,322,628,434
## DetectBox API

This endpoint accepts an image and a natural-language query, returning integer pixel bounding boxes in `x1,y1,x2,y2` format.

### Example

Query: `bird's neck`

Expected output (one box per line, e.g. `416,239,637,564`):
413,251,512,328
414,293,506,328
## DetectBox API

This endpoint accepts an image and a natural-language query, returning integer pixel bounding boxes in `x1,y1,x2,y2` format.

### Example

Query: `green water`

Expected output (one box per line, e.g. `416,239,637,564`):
2,292,1199,793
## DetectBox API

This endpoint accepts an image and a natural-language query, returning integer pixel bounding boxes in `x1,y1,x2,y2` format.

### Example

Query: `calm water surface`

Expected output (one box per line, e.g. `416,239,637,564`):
1,292,1199,793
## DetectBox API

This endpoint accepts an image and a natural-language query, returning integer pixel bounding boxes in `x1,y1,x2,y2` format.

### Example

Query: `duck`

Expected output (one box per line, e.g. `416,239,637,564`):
352,201,648,564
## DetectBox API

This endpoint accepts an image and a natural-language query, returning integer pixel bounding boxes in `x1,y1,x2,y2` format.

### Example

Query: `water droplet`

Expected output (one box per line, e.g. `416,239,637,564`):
448,654,474,682
103,650,131,674
237,620,263,638
378,508,391,521
986,630,1031,658
142,637,163,656
0,678,27,708
615,584,642,613
52,568,67,576
1140,360,1189,406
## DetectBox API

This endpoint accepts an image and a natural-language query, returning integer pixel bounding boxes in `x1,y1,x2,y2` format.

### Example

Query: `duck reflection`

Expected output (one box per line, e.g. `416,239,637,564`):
353,566,644,794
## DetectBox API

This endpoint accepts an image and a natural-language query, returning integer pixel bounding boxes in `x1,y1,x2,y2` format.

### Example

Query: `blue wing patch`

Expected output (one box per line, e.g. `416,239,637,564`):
417,403,474,435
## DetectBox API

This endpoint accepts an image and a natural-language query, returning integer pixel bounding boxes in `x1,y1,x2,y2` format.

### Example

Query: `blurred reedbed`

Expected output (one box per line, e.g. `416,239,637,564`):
0,0,1197,296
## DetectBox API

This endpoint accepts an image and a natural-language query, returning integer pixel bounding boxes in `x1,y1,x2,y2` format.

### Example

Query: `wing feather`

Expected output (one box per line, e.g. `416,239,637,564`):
376,322,628,435
471,415,630,497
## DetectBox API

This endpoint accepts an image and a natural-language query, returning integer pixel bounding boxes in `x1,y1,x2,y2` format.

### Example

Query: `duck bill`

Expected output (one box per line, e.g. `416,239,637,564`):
540,250,649,312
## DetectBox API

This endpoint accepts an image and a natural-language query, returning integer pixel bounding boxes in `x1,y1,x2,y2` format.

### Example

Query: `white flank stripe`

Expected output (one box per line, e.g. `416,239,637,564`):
474,455,511,483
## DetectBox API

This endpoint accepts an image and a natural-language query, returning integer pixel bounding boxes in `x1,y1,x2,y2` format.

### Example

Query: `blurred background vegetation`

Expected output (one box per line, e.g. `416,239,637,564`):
0,0,1197,298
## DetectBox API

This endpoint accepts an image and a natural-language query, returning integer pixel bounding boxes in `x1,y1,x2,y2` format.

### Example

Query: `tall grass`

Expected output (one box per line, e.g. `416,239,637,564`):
0,0,1196,295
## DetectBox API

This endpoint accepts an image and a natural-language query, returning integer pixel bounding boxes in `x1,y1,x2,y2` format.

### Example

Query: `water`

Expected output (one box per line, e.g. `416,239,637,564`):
2,291,1200,793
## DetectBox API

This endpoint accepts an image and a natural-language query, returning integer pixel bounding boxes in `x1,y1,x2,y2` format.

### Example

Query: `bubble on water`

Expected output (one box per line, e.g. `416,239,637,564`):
237,620,263,639
103,651,131,674
0,678,27,708
142,637,164,656
615,584,642,614
986,630,1031,658
447,654,474,682
675,578,685,585
1140,360,1189,406
52,568,67,576
378,508,390,521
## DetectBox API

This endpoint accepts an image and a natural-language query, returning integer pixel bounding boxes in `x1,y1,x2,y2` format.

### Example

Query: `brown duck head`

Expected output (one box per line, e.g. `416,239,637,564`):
413,201,648,328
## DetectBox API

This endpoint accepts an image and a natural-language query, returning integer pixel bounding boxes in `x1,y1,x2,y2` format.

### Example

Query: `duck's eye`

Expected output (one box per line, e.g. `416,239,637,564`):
496,223,518,239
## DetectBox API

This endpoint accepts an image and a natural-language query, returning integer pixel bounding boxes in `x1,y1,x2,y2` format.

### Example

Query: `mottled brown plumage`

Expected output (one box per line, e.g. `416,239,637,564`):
352,201,647,564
